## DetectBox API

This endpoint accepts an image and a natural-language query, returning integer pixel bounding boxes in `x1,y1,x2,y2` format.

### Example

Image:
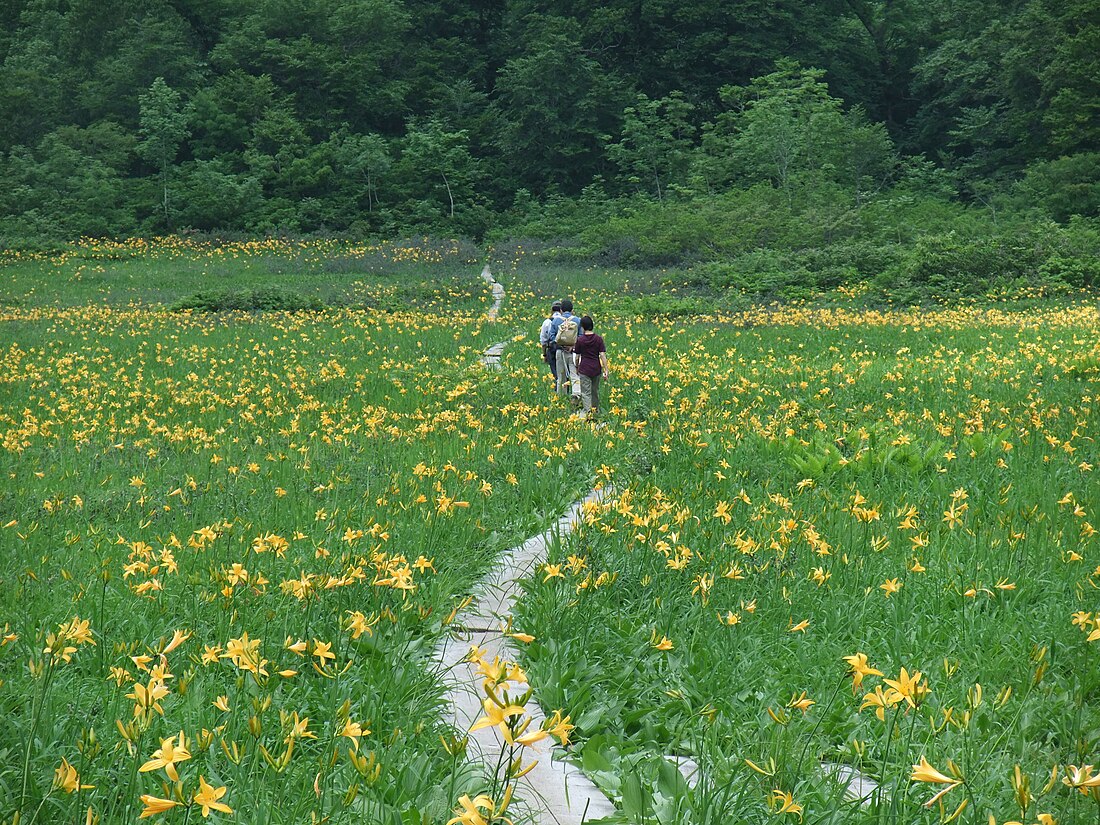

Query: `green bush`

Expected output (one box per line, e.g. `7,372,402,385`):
1017,153,1100,221
171,285,324,312
877,232,1040,298
1038,255,1100,288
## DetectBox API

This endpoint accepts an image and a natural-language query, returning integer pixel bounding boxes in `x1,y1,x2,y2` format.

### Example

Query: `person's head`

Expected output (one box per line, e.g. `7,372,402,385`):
560,298,574,314
551,301,562,315
580,315,594,332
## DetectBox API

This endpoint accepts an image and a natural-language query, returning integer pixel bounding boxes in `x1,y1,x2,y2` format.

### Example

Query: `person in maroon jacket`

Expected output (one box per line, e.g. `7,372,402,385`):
572,315,609,418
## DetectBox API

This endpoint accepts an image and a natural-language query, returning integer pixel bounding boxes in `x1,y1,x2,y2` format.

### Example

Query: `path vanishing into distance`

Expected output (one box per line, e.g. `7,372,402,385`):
440,263,881,822
431,264,617,824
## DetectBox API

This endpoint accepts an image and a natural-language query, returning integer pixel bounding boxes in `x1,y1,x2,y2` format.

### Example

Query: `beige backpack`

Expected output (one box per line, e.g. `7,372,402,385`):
555,318,579,347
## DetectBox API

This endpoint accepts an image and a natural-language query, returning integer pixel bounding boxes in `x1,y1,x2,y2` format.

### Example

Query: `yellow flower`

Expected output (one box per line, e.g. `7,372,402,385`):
447,794,490,825
1064,764,1100,793
312,640,335,664
469,697,526,738
282,711,316,743
911,755,958,785
193,775,232,817
126,677,170,718
544,710,574,746
884,667,927,708
139,732,192,781
162,629,191,655
344,612,377,640
843,653,883,693
769,788,803,819
786,691,815,713
54,758,94,793
649,629,674,651
139,795,180,818
340,718,368,750
860,685,898,721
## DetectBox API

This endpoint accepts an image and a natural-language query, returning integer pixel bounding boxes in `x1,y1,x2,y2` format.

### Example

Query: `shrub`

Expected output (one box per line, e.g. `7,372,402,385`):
171,286,324,312
1038,255,1100,288
877,232,1043,298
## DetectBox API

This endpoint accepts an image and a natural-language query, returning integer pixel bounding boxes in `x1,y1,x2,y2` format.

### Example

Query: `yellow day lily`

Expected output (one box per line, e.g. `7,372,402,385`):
446,793,513,825
1064,764,1100,793
649,628,674,651
843,653,883,693
787,691,815,713
138,795,180,819
769,788,803,819
860,685,899,721
340,718,368,750
884,667,926,708
193,775,232,817
139,731,192,781
54,757,94,793
544,709,574,746
469,697,526,738
911,756,963,808
911,755,958,785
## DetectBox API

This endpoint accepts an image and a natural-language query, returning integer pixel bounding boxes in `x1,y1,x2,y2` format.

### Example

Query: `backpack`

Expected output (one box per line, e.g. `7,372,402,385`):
548,313,566,345
555,317,579,347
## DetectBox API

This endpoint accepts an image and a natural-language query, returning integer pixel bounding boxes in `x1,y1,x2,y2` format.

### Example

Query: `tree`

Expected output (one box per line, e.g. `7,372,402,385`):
331,129,392,214
138,77,191,229
0,123,136,237
699,61,895,204
607,92,696,202
1038,0,1100,156
393,118,480,224
492,17,625,194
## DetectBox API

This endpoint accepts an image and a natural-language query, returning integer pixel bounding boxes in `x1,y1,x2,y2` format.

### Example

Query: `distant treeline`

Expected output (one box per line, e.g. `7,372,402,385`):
1,0,1098,250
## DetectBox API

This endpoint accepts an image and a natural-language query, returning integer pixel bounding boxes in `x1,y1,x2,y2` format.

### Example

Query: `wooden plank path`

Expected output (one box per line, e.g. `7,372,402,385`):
432,264,617,823
449,263,883,820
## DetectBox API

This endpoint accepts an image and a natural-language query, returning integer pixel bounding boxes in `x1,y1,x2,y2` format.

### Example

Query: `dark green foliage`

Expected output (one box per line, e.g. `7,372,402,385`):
0,0,1096,293
171,285,324,312
491,16,627,194
1017,153,1100,221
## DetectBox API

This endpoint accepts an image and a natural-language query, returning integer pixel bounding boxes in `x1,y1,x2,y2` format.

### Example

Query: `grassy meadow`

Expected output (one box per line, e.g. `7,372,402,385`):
2,238,1100,825
0,239,625,824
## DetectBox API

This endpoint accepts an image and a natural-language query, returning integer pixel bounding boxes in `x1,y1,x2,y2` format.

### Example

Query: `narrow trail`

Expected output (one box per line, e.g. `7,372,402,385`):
433,491,617,824
450,263,882,817
430,264,617,823
479,265,507,369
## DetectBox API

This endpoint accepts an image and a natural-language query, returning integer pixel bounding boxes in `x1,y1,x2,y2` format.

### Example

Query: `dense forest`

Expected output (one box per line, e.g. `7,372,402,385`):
2,0,1099,296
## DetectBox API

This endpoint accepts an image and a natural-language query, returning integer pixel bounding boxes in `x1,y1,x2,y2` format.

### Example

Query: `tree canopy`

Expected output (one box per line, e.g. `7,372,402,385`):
0,0,1097,238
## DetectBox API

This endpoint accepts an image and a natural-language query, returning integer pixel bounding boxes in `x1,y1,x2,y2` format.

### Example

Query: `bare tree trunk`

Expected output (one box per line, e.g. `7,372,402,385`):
442,171,454,218
161,161,170,228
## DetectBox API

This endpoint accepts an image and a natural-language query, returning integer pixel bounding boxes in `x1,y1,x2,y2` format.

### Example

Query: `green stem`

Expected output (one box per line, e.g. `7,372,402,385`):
19,660,57,816
795,674,846,775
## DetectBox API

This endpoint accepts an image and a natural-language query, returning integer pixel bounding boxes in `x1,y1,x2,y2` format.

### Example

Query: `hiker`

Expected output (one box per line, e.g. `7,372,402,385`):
572,315,608,417
539,301,563,382
551,298,582,405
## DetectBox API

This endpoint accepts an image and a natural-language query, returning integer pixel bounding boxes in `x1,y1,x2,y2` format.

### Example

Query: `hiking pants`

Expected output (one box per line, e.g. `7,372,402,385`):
555,348,580,397
579,373,601,413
